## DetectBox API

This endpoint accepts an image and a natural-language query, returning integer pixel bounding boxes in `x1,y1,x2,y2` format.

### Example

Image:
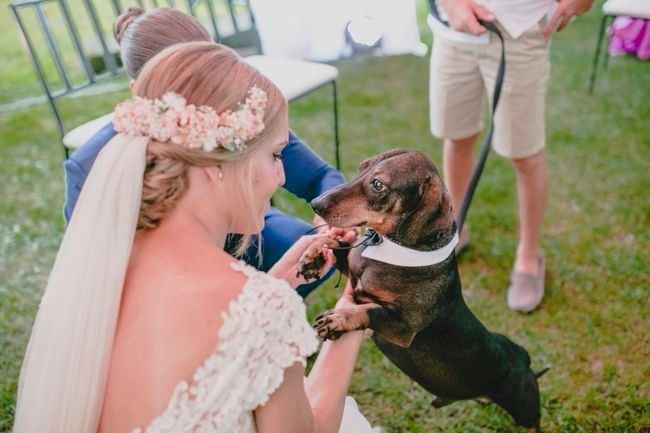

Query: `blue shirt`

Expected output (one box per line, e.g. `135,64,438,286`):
63,122,345,222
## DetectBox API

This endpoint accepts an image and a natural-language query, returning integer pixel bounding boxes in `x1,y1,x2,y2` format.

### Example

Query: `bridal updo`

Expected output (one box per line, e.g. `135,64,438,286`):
114,7,212,78
130,42,287,236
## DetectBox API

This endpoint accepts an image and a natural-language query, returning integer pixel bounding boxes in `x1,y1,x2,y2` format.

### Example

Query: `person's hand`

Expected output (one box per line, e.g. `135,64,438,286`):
312,215,358,245
439,0,495,35
543,0,594,39
269,234,338,289
328,226,358,245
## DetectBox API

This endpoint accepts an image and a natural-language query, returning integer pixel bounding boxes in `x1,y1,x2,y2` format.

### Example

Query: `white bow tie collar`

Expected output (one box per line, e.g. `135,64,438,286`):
361,230,459,267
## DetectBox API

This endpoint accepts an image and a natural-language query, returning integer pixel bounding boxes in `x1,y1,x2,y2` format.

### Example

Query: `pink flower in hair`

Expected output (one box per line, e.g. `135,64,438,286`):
113,86,268,152
161,92,186,111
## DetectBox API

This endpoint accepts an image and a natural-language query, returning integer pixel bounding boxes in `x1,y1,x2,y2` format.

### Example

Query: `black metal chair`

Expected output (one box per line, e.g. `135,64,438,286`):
588,0,650,94
9,0,178,159
10,0,341,168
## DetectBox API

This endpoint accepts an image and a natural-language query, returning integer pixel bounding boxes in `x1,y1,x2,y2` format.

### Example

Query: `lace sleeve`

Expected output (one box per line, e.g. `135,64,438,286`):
225,262,320,407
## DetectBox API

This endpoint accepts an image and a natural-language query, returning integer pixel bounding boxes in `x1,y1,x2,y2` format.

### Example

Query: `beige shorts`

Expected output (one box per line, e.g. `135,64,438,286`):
429,22,551,159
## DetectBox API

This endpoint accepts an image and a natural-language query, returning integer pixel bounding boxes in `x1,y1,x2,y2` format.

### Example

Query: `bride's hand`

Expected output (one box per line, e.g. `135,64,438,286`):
312,215,359,245
269,233,339,289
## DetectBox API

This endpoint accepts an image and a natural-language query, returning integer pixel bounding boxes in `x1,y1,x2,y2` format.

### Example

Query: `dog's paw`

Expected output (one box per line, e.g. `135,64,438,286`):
297,253,326,282
296,236,340,282
313,310,348,340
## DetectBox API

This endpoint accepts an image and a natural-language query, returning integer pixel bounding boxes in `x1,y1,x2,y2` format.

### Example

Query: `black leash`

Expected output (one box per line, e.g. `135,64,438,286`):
427,0,506,233
306,224,382,250
305,224,382,288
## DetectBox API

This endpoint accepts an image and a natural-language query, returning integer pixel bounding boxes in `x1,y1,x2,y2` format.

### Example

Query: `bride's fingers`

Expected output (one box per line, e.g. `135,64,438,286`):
327,227,347,236
322,248,336,269
293,234,333,255
292,234,342,275
325,227,358,245
340,230,357,244
297,238,334,266
310,236,340,252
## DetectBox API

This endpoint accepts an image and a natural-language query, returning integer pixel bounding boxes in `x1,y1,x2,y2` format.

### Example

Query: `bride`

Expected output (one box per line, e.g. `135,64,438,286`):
12,41,376,433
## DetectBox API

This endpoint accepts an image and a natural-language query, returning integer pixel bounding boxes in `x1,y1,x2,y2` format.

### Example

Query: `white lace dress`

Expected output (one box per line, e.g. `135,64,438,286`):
132,262,378,433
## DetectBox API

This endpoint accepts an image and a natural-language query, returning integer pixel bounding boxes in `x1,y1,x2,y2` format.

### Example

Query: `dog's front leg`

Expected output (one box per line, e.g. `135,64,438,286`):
314,303,417,348
314,303,378,340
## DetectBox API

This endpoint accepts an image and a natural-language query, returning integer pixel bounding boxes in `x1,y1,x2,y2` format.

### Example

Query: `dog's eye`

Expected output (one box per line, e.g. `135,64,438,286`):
371,178,386,193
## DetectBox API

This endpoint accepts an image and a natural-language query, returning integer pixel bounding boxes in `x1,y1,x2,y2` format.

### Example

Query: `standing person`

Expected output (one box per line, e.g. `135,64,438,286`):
63,7,350,298
429,0,593,312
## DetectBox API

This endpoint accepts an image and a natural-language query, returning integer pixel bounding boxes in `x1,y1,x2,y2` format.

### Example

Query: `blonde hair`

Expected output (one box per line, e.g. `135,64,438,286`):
114,7,212,79
131,42,287,255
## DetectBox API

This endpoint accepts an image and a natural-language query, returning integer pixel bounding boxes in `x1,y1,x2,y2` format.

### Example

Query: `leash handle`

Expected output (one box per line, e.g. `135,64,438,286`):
427,0,506,233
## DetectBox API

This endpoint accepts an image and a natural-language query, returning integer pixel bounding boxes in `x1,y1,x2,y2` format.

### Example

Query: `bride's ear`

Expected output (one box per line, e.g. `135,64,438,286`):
202,165,224,185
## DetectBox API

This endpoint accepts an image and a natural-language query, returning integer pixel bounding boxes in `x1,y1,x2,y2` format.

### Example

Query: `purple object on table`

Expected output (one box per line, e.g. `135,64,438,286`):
609,17,650,60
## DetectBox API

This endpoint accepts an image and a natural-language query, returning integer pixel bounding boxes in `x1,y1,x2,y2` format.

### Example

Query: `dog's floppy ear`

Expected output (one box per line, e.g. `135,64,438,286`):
418,173,433,200
359,149,409,173
398,173,454,246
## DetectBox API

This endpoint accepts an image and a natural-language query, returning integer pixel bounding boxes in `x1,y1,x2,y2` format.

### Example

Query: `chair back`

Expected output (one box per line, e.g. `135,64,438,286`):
186,0,262,56
10,0,262,158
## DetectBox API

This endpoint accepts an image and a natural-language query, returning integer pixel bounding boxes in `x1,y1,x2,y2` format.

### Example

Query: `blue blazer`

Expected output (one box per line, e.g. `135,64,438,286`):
63,122,345,222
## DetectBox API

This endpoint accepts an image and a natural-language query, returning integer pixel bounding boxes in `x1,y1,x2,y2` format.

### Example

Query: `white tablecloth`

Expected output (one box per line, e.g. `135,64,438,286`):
249,0,427,61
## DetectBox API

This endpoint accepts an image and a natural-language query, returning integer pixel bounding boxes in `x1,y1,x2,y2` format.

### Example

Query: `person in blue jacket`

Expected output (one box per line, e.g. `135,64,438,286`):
64,7,349,297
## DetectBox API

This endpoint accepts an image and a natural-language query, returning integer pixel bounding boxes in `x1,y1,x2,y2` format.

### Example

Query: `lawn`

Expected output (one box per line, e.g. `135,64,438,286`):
1,1,649,432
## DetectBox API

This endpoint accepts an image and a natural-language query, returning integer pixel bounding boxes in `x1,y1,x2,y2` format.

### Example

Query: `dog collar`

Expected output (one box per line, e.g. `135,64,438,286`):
361,230,459,267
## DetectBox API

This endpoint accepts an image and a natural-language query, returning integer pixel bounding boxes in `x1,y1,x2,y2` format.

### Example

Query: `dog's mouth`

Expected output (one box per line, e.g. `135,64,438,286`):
320,213,367,230
348,220,367,229
327,217,391,237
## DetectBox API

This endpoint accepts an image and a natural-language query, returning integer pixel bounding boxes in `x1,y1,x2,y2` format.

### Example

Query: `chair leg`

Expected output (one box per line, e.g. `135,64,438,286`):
52,101,68,160
11,4,68,160
332,80,341,170
47,83,68,160
589,15,610,94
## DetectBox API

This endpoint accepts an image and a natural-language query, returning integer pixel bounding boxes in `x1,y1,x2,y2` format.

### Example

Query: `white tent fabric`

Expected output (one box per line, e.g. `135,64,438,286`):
249,0,427,61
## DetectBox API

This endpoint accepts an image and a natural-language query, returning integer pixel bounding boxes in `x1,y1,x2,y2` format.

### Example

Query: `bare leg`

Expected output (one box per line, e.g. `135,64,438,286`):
512,150,548,274
443,133,481,217
443,134,481,249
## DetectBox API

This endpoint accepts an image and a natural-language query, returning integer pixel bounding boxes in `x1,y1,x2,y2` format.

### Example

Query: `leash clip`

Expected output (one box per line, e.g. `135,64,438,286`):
365,229,383,246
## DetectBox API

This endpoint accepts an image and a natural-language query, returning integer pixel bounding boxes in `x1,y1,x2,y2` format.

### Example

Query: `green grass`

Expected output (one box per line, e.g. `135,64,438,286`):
1,1,649,432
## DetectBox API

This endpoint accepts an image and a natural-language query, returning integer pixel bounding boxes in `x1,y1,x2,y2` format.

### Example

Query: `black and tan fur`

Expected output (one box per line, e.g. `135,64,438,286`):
311,149,546,429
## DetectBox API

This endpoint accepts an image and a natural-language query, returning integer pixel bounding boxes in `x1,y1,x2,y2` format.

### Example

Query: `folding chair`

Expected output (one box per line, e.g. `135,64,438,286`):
9,0,177,159
11,0,341,168
589,0,650,93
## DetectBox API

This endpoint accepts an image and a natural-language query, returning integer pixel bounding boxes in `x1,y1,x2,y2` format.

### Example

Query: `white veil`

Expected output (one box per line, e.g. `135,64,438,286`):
12,134,149,433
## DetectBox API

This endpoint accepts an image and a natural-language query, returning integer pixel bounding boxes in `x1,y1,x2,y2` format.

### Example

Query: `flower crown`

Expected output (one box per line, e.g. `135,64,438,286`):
113,86,268,152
